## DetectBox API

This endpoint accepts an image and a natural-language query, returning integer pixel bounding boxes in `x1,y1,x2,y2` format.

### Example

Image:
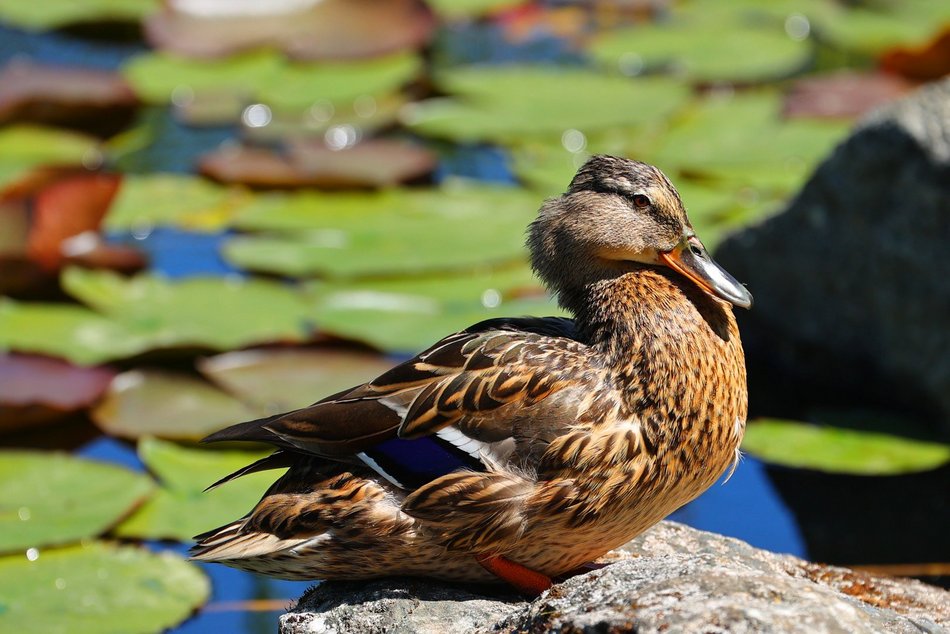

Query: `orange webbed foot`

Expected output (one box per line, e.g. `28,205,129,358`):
475,553,552,596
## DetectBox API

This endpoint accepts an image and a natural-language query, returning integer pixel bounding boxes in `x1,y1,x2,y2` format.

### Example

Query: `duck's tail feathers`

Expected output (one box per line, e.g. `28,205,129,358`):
190,519,314,562
200,412,290,445
203,450,296,492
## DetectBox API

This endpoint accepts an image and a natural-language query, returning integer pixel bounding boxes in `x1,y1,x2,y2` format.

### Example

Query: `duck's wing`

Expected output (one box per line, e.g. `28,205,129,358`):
203,316,592,489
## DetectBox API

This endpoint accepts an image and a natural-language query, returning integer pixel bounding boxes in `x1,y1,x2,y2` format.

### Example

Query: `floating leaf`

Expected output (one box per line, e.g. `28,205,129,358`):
0,61,138,136
0,451,153,553
0,126,99,191
0,542,209,634
425,0,521,19
879,26,950,81
124,50,422,112
306,266,564,353
813,0,950,56
198,139,436,189
782,71,912,120
646,91,849,194
742,419,950,475
92,371,260,441
223,184,540,278
199,347,395,412
114,438,276,542
145,0,436,60
0,269,312,365
403,68,688,143
0,0,152,30
591,12,811,83
0,354,116,431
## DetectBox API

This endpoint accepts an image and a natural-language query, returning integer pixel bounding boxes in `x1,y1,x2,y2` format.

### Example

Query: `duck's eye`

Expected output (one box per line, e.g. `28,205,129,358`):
631,194,651,208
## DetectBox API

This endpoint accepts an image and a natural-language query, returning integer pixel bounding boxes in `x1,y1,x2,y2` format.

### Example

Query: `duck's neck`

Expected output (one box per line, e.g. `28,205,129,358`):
567,266,729,366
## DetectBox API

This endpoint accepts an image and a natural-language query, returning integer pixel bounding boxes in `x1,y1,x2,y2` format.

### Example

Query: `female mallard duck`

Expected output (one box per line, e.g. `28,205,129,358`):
192,155,752,594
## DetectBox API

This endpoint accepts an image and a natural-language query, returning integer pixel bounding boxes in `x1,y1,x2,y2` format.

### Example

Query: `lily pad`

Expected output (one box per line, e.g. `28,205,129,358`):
646,91,849,194
0,126,99,191
0,0,152,30
591,12,811,83
0,354,116,431
114,438,277,542
198,139,436,189
104,173,252,233
0,269,313,365
403,67,688,144
198,347,396,412
0,451,153,553
813,0,950,56
306,266,564,353
145,0,436,60
741,419,950,475
223,184,540,278
426,0,522,19
92,370,261,441
782,71,912,120
124,50,422,112
0,541,209,634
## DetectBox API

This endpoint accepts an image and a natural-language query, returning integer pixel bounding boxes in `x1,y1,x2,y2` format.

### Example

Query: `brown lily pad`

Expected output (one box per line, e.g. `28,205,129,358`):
28,172,123,270
145,0,436,60
198,139,436,189
198,347,395,412
782,71,914,120
879,27,950,82
0,61,138,137
0,354,116,432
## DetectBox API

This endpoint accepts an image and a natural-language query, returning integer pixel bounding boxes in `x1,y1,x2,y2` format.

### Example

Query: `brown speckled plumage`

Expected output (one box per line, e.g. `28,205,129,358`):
191,156,751,589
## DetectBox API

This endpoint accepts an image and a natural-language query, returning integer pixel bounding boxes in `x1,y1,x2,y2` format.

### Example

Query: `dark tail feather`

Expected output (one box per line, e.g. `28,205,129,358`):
203,450,296,492
201,412,290,444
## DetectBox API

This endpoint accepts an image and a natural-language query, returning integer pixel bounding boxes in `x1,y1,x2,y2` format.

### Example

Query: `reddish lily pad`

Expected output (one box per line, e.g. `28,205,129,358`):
0,354,115,432
782,71,913,120
91,370,261,441
198,347,395,412
0,61,138,137
198,139,436,189
879,27,950,82
145,0,436,60
27,172,122,270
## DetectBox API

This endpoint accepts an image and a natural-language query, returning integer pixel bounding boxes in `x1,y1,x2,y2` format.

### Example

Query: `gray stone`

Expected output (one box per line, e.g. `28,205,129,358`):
279,522,949,634
714,78,950,433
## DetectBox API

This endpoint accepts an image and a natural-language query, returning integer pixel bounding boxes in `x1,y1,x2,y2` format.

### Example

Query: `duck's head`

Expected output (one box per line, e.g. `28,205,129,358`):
528,155,752,311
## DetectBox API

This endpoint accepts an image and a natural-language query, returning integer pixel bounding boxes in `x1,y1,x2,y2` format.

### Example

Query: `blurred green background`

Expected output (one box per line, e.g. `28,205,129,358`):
0,0,948,632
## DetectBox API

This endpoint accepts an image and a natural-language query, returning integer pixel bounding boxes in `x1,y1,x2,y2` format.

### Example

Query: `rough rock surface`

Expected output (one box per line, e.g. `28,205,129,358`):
715,78,950,433
279,522,949,634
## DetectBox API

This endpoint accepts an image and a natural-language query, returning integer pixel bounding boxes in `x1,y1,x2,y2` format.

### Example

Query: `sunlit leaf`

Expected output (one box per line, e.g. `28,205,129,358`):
426,0,521,19
0,542,209,634
224,184,540,278
113,438,277,542
144,0,435,60
306,266,564,353
403,67,688,143
124,50,422,111
0,126,99,191
0,0,152,30
742,419,950,475
813,0,950,56
92,370,261,441
591,13,811,82
0,451,153,553
199,347,395,412
0,354,115,431
104,173,252,233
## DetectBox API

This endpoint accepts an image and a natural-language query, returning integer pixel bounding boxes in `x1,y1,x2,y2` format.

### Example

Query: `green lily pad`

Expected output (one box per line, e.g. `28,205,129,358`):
0,126,99,190
813,0,950,55
403,67,688,144
123,49,422,111
0,451,153,553
741,419,950,475
0,541,209,634
0,0,152,30
114,438,277,542
426,0,521,19
224,184,541,278
92,371,261,441
104,174,252,233
199,348,395,412
646,91,849,194
62,267,313,353
0,269,313,365
591,12,811,83
306,266,564,353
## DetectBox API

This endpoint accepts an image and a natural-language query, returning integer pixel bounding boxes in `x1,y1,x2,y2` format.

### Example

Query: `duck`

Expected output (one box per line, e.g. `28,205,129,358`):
191,155,752,595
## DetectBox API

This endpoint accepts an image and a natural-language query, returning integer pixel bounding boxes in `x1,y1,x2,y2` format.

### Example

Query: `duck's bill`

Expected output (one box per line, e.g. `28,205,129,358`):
659,237,753,309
